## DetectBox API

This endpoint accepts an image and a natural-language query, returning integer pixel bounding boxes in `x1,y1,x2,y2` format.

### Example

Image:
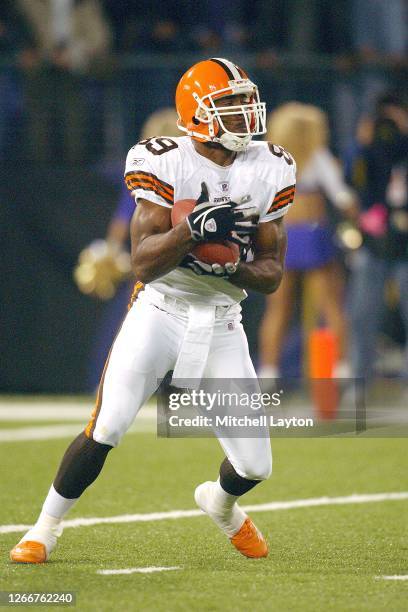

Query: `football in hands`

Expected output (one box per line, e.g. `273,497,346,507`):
171,198,239,266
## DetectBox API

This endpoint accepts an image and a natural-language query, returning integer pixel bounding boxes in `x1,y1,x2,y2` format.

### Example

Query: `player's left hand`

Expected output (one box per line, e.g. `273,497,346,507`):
229,197,260,246
180,254,238,277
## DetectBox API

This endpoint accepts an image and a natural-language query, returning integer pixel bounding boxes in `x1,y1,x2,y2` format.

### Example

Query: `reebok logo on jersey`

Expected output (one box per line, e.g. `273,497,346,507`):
204,219,217,232
132,158,145,166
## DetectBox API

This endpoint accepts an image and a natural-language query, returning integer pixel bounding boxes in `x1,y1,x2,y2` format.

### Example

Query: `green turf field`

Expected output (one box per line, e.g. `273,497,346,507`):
1,402,407,611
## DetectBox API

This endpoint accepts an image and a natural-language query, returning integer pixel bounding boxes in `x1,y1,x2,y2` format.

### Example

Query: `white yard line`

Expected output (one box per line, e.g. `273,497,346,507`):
0,406,92,421
0,403,156,441
0,405,155,422
0,425,84,441
0,419,154,442
97,566,182,575
377,575,408,581
1,491,407,535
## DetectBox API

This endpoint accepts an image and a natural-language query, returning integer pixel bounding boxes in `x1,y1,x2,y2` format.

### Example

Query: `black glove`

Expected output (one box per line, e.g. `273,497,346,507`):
179,254,238,278
186,182,259,242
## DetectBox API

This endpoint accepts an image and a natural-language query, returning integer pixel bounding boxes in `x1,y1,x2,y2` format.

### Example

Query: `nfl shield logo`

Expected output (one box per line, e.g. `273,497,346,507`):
219,182,229,192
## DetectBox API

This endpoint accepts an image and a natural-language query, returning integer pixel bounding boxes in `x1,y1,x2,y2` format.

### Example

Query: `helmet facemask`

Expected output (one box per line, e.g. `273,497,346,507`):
179,78,266,152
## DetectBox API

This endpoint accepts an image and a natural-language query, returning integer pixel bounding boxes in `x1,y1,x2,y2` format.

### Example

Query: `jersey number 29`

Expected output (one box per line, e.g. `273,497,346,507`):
139,137,178,156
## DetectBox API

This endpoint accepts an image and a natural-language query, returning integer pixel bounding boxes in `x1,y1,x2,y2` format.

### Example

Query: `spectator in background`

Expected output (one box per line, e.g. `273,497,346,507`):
186,0,248,53
334,0,407,154
103,0,186,53
352,0,407,65
16,0,112,163
352,0,407,115
249,1,355,133
108,1,184,146
258,103,357,380
105,0,250,54
348,92,408,380
250,0,353,57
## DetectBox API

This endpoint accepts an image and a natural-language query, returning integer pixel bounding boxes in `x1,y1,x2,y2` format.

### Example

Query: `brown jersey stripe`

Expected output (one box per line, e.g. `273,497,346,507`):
125,179,174,203
271,192,295,208
272,188,296,206
124,170,174,194
267,201,291,215
133,171,174,193
267,195,295,214
125,175,173,198
124,174,173,201
126,179,173,204
275,184,296,198
126,173,174,197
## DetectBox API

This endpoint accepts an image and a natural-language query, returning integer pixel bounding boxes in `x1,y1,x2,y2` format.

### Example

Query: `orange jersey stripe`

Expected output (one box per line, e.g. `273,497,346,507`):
125,175,174,199
267,196,294,214
129,175,174,199
85,351,111,439
272,187,296,205
274,183,296,198
267,186,296,214
127,281,144,311
272,192,295,207
124,171,174,197
126,180,174,205
125,177,173,204
267,200,292,215
134,171,173,191
125,173,174,203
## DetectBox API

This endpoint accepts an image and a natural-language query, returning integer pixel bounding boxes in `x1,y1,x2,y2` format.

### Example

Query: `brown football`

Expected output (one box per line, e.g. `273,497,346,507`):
171,198,239,266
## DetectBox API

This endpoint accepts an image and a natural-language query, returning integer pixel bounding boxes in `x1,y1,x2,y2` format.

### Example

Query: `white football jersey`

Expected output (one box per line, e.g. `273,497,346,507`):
124,136,296,305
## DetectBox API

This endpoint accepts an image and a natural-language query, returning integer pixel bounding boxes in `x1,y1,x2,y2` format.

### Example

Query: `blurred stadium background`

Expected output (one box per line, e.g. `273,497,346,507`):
0,0,406,394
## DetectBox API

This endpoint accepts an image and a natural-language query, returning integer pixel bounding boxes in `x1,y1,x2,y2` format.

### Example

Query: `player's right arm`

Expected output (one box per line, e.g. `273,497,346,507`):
125,139,196,283
130,198,195,283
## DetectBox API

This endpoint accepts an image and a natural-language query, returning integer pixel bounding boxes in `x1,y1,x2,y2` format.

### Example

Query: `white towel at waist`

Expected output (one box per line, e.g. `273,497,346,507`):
141,285,240,389
172,302,215,388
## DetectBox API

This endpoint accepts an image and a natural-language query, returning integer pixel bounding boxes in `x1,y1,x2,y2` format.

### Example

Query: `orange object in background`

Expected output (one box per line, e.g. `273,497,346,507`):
309,328,339,420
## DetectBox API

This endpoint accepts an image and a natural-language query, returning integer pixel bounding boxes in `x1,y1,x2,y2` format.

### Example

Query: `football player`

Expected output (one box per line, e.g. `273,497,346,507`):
10,58,296,563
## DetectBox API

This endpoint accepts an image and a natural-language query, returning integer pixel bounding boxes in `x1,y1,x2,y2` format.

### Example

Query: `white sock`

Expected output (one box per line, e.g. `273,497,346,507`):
209,479,247,537
19,486,77,550
212,479,238,510
40,485,78,522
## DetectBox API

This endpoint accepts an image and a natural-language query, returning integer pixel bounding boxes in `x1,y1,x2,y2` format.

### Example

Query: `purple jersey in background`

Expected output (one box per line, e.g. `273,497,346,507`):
114,182,135,224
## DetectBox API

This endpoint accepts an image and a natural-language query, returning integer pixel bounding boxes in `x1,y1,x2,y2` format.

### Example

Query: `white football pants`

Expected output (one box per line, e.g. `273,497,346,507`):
89,286,272,481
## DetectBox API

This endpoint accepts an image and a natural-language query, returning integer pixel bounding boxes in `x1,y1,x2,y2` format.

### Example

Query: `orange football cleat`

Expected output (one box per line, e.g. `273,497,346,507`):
10,541,47,564
230,517,268,558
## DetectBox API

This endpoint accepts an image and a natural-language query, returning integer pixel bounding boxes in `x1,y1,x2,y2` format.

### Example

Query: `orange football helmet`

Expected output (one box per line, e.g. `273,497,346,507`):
175,57,266,152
